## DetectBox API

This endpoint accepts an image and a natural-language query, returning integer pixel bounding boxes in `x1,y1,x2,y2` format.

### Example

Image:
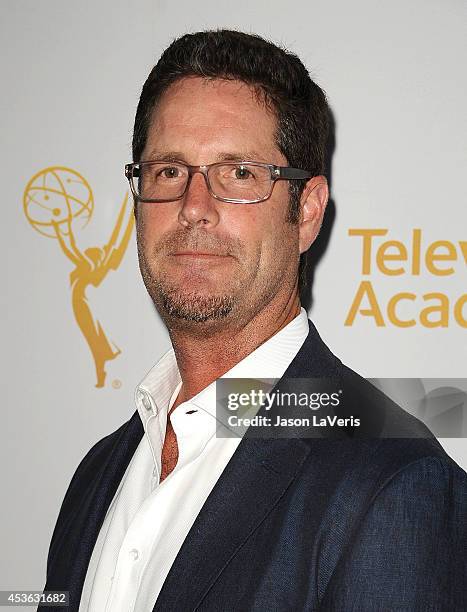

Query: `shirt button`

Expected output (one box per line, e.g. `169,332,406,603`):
142,396,152,411
129,548,139,561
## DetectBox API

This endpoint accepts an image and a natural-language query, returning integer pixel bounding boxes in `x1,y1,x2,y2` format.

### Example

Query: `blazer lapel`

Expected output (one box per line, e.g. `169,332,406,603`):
153,436,312,611
154,320,341,611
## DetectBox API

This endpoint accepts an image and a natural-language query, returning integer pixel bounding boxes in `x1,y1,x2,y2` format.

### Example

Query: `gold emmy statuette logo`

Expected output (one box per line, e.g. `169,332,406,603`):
23,167,135,387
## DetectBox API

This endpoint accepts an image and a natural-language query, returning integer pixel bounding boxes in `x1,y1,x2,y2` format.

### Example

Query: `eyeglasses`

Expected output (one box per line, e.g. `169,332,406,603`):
125,160,312,204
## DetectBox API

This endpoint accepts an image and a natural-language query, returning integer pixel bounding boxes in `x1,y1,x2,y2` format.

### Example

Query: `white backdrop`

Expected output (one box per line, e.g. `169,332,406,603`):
2,0,466,596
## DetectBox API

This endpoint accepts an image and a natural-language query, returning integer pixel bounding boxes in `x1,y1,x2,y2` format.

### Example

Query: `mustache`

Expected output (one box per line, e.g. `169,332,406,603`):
153,228,243,258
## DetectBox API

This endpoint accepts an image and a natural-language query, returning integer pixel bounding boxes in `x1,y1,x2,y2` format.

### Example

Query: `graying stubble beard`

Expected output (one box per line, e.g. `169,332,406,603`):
158,286,235,322
141,265,235,323
137,236,236,324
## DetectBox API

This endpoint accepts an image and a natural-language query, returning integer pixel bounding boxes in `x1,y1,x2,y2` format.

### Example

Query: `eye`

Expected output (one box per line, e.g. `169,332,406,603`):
158,166,180,179
234,165,255,180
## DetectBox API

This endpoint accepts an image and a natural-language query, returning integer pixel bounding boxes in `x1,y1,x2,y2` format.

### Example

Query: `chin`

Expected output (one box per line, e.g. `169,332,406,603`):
159,289,235,323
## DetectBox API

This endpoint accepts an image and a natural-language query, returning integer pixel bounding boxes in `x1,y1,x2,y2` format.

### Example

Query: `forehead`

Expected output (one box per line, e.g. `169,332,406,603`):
143,77,284,163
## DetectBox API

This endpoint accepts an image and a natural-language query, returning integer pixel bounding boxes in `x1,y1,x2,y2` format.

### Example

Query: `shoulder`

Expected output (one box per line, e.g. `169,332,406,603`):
338,362,436,438
298,320,440,438
51,412,143,529
67,417,135,487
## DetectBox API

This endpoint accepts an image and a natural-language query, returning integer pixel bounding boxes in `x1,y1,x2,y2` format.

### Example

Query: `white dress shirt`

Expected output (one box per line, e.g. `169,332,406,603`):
79,309,309,612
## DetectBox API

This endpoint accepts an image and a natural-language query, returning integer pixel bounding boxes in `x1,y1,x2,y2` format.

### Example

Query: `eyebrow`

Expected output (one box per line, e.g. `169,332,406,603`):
142,150,271,164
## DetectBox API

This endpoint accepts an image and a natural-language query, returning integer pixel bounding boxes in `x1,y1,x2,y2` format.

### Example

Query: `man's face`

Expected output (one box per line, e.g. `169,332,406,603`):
136,77,303,331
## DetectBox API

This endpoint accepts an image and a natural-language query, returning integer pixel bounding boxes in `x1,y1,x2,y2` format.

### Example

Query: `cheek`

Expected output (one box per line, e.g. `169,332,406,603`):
137,203,175,246
139,202,175,228
223,202,296,276
256,210,300,275
223,206,264,259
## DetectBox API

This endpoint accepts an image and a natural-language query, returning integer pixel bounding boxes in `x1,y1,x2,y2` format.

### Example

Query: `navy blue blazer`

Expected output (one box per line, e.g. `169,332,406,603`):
42,321,467,611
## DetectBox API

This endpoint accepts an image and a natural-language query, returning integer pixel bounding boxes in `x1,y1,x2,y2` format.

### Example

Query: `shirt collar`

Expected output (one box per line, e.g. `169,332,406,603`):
135,308,309,427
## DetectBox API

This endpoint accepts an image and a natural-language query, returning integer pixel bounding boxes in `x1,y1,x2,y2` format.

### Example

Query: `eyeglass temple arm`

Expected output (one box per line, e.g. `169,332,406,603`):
125,165,140,178
275,167,313,180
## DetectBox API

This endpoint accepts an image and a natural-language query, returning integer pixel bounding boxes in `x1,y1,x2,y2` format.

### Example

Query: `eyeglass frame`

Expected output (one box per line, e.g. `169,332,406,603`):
124,160,313,204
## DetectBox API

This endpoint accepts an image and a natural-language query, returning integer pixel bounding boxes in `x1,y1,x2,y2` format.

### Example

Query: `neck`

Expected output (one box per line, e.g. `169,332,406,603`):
168,292,302,406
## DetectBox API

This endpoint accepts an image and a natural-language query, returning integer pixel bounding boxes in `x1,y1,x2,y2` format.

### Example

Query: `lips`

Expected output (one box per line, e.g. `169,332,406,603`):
171,251,229,257
167,251,233,269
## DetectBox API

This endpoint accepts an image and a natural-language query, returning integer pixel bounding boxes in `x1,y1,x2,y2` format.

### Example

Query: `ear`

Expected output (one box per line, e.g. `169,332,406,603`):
298,176,329,254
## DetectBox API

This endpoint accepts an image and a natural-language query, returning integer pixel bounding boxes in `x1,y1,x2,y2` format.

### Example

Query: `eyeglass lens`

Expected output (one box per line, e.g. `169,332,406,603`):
135,162,272,202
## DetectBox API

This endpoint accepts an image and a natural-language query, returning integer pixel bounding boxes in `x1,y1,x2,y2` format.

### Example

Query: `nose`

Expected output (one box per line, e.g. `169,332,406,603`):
178,170,220,228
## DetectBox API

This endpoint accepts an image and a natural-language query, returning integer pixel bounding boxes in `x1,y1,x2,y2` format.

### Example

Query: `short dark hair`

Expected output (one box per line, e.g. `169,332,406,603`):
132,29,330,224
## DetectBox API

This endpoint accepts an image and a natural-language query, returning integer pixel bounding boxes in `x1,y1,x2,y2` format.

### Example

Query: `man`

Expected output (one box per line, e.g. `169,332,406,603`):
43,30,467,611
